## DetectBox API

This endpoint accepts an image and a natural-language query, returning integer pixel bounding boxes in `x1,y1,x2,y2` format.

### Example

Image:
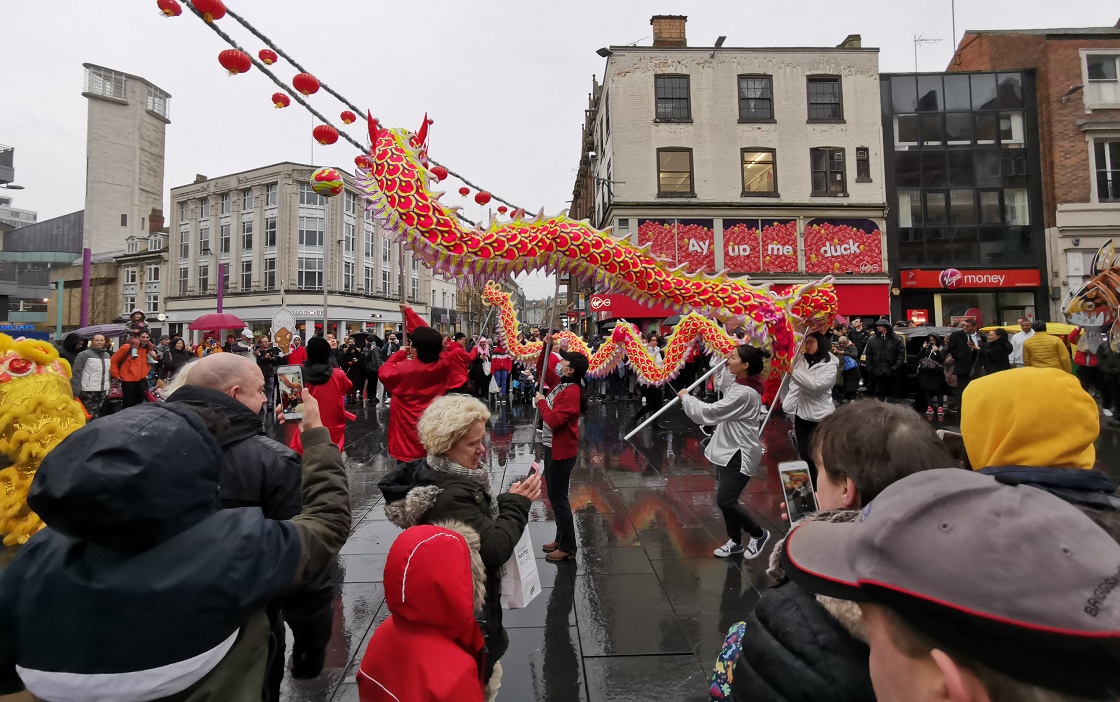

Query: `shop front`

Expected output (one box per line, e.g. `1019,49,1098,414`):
164,300,405,343
898,268,1044,327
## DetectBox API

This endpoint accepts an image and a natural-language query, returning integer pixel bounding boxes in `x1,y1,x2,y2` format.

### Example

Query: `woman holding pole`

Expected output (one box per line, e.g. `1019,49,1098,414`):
679,345,771,560
778,331,837,483
536,351,589,563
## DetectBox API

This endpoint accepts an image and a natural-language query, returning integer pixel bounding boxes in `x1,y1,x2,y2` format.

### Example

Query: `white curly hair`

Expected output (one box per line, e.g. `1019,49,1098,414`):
417,394,491,456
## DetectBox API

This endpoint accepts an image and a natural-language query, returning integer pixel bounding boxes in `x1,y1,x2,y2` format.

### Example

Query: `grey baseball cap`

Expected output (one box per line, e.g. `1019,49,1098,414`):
781,468,1120,699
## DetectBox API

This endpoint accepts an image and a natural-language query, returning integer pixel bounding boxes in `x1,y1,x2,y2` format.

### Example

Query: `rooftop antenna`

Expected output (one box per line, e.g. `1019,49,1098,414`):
625,35,649,47
913,34,943,72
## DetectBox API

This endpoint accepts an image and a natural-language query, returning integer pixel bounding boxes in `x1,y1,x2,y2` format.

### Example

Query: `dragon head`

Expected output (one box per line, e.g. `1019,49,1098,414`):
0,334,87,546
1065,240,1118,332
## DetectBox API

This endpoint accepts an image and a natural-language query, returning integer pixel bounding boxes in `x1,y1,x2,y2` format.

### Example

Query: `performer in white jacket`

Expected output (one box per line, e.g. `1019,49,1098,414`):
679,345,771,560
779,331,838,483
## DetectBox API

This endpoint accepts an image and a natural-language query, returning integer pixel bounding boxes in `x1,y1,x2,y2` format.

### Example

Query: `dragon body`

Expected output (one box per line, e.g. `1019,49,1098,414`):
355,123,838,374
0,334,87,547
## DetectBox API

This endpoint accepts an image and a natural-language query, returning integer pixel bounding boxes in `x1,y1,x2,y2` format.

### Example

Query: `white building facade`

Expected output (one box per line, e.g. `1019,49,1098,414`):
586,17,891,323
167,162,448,340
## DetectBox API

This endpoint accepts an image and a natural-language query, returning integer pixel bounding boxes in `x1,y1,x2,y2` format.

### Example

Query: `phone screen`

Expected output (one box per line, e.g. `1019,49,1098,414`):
520,461,542,483
779,460,819,523
277,365,305,420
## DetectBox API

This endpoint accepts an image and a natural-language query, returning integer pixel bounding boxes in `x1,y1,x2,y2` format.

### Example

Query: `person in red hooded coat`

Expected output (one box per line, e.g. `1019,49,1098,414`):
357,523,486,702
288,336,353,454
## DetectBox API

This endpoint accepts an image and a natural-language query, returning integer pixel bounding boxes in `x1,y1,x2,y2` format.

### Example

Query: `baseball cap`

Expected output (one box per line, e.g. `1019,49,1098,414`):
781,469,1120,699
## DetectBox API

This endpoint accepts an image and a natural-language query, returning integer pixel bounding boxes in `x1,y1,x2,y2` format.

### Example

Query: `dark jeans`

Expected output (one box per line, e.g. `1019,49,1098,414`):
121,380,146,408
715,451,765,542
263,374,276,409
1079,366,1112,409
632,385,663,425
793,415,820,484
545,449,577,553
364,369,379,402
873,374,898,400
953,375,972,409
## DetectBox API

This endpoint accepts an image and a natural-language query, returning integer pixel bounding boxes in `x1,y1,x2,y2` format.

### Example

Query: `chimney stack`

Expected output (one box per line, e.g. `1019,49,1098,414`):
838,34,862,49
148,208,164,234
651,15,688,48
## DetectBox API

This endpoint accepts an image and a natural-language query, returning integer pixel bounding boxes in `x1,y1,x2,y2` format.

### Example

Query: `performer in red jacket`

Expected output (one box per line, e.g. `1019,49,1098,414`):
536,350,588,562
379,306,453,462
490,343,513,404
289,336,353,453
444,332,480,394
357,523,486,702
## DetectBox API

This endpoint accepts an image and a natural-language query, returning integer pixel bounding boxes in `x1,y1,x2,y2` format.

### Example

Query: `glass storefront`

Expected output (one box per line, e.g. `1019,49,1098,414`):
934,291,1035,327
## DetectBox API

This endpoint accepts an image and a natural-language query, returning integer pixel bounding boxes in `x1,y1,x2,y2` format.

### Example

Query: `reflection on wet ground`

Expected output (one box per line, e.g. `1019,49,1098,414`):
277,396,1120,702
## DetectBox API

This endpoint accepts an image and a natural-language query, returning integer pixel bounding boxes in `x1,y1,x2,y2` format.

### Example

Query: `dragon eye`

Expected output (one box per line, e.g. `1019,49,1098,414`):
6,358,34,377
1084,301,1096,311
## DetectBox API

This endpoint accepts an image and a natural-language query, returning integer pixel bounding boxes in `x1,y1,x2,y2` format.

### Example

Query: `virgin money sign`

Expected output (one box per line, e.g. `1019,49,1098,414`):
804,219,883,275
589,294,677,320
900,269,1041,290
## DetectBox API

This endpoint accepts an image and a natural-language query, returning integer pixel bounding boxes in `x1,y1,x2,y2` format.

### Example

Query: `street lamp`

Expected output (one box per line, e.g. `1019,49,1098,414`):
0,184,24,190
596,47,612,58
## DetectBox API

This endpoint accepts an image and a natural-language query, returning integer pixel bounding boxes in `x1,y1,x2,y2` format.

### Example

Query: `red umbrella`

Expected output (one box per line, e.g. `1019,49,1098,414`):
188,313,246,331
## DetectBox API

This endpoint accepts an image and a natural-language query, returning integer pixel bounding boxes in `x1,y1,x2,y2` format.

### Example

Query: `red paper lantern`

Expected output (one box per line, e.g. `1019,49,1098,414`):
354,154,372,169
194,0,225,22
340,110,357,125
272,92,291,108
474,191,492,206
258,49,278,65
156,0,182,16
497,206,508,214
313,124,339,145
458,187,470,197
430,165,448,181
293,73,320,96
218,49,252,76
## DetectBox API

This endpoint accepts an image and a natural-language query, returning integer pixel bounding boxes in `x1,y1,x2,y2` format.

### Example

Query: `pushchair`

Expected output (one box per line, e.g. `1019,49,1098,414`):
512,370,536,403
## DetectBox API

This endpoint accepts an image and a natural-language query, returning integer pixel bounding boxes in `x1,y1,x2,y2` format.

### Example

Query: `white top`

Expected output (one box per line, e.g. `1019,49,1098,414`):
681,368,761,474
1010,329,1034,366
780,352,839,422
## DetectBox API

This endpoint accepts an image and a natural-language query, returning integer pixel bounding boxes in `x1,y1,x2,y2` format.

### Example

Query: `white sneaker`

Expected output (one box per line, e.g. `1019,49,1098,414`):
383,397,391,405
714,539,745,558
743,529,770,560
1105,409,1114,418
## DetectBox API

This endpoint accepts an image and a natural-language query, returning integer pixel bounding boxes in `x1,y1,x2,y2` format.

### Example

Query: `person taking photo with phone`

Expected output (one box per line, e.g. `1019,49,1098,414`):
679,345,771,560
535,351,589,563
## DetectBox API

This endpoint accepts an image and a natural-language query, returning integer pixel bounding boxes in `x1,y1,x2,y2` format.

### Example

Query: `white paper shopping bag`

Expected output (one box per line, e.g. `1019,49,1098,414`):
500,528,541,609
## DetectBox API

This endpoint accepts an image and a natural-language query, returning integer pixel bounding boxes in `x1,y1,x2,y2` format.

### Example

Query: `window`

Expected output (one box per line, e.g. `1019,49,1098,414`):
298,257,323,289
894,115,918,149
1087,55,1119,82
299,181,325,207
344,222,355,254
145,264,160,282
179,202,189,222
855,147,871,182
897,190,922,227
740,149,777,195
85,66,126,100
145,293,159,314
124,266,137,284
411,271,419,301
242,188,254,211
264,216,277,248
345,191,356,214
149,234,162,251
344,261,355,292
950,190,975,225
265,183,278,207
179,228,189,259
1004,188,1030,225
656,148,694,196
122,295,136,316
263,258,276,289
364,223,376,258
654,75,691,122
220,193,231,216
810,147,846,196
738,76,773,121
200,199,210,219
925,192,947,224
178,266,188,295
121,213,128,228
221,266,229,292
381,242,392,296
999,112,1024,147
198,263,209,293
126,238,139,254
364,264,375,292
807,76,842,121
241,261,253,290
298,216,325,249
219,223,231,254
1095,140,1120,202
146,87,170,119
241,220,253,250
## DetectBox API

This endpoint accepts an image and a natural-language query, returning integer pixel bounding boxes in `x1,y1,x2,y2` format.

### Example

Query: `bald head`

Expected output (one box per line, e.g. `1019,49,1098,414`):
187,354,267,413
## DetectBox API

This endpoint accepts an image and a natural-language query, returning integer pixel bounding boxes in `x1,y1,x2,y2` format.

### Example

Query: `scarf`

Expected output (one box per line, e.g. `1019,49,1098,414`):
427,453,498,518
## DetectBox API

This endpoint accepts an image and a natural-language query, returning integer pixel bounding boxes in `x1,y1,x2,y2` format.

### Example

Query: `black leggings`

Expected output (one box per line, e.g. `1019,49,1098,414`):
545,449,577,553
715,451,765,543
793,415,820,484
632,385,664,424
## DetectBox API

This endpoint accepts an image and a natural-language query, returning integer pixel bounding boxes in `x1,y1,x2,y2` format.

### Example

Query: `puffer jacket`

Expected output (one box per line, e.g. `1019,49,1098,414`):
70,347,113,394
864,329,904,377
722,510,874,702
378,458,530,682
110,339,156,382
780,352,838,422
1023,333,1072,373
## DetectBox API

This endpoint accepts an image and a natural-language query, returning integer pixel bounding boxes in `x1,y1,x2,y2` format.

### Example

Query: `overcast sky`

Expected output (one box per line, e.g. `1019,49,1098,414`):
2,1,1114,297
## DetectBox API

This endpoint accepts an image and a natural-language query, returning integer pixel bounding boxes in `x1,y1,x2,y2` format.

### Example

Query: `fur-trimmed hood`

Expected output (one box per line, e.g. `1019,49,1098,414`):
769,509,866,642
429,519,486,613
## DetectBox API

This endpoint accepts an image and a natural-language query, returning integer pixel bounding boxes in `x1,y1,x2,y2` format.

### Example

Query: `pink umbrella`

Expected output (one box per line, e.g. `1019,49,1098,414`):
188,312,247,332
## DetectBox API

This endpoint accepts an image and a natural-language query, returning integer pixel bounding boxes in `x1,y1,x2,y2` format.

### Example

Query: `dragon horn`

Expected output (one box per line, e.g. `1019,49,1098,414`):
367,111,380,145
416,112,431,146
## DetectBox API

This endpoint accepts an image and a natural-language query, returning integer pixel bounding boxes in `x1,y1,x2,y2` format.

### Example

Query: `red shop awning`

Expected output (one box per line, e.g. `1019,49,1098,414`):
772,282,891,316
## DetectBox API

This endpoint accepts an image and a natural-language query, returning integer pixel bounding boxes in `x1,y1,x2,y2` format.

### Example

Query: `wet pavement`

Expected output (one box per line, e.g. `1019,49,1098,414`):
274,393,1120,702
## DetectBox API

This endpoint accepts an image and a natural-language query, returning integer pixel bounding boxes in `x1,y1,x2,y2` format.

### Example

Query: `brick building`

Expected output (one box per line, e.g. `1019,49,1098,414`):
948,22,1120,318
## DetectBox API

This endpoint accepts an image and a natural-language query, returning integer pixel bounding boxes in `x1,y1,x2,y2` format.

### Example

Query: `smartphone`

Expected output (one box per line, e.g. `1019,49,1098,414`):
519,461,542,483
276,365,305,420
779,460,818,523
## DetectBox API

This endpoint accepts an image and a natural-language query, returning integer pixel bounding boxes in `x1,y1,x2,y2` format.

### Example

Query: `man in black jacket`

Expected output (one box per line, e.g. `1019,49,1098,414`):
168,354,336,700
863,319,905,400
254,335,283,412
946,318,984,404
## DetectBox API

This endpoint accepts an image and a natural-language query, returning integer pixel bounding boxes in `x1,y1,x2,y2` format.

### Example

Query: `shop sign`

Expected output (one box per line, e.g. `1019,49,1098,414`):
0,324,35,331
908,309,929,325
637,219,716,272
900,269,1040,290
723,219,798,273
804,219,883,275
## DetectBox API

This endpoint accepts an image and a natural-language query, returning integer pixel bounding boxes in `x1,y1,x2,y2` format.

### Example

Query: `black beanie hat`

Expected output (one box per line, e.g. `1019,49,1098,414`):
306,336,331,364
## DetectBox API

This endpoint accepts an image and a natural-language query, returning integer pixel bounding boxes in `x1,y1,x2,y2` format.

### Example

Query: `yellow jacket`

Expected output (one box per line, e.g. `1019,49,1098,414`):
1022,333,1071,373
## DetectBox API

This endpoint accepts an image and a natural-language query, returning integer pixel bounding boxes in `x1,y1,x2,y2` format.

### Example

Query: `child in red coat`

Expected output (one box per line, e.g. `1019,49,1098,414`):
357,523,487,702
289,336,353,453
535,351,588,562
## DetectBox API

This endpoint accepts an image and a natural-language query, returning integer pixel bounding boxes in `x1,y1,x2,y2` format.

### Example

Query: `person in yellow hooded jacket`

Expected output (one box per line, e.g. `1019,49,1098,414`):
1021,320,1071,373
